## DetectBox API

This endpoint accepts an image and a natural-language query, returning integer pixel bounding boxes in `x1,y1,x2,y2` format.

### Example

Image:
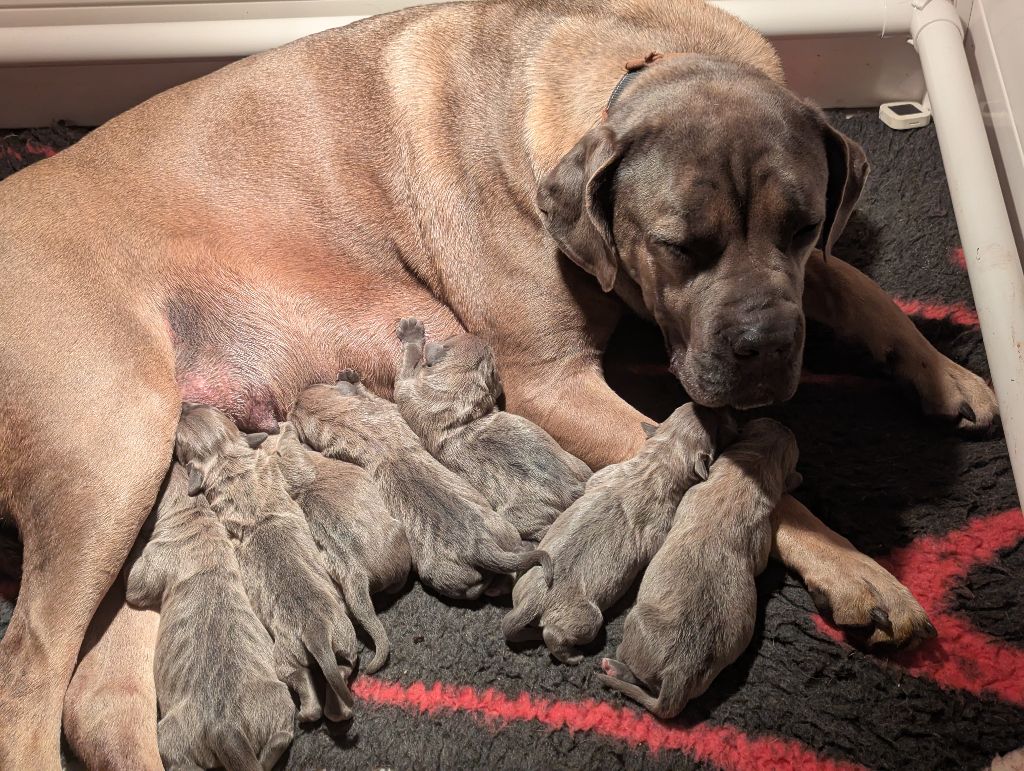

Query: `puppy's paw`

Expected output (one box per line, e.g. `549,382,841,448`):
337,368,362,384
914,357,1000,435
396,317,425,343
808,559,935,649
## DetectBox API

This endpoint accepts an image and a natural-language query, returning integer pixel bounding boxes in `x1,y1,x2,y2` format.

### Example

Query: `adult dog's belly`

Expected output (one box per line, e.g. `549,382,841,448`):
164,243,464,433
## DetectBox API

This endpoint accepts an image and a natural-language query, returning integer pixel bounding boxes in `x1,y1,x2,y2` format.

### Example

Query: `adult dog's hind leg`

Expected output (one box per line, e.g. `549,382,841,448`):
804,251,998,432
0,342,178,768
64,581,162,771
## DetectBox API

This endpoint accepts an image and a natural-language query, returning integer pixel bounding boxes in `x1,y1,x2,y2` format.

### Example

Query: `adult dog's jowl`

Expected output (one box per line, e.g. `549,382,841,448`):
0,0,998,766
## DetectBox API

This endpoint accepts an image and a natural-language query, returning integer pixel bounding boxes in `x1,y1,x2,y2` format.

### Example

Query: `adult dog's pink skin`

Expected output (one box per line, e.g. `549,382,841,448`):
0,0,997,766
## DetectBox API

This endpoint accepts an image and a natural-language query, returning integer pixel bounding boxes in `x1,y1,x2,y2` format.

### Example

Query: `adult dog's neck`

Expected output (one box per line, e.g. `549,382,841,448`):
521,1,784,178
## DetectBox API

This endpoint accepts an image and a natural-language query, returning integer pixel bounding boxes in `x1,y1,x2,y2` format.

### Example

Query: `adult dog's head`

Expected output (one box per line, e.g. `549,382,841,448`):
538,57,868,409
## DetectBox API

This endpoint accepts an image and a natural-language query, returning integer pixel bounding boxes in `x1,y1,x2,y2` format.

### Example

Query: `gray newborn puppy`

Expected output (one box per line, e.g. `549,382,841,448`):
393,318,592,540
175,403,358,723
290,370,552,600
124,463,294,771
503,402,732,664
268,422,411,673
599,418,801,719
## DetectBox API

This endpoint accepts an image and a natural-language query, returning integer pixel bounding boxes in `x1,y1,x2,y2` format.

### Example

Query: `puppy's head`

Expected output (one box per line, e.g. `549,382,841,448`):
538,57,868,410
269,422,316,493
734,417,802,491
290,382,391,464
416,334,503,416
175,402,267,495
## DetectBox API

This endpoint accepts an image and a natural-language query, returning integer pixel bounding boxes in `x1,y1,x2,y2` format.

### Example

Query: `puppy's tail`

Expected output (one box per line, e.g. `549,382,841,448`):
477,546,553,587
501,582,546,642
340,574,391,674
213,726,262,771
597,660,691,720
305,632,355,722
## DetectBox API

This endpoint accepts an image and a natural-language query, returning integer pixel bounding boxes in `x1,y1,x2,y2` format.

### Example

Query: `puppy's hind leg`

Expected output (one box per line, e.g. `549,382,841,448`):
597,658,662,714
304,626,355,722
213,726,262,771
277,657,322,723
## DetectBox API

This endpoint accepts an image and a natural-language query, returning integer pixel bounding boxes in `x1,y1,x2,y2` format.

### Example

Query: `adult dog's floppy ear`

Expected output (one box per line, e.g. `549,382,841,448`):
820,123,869,259
537,125,624,292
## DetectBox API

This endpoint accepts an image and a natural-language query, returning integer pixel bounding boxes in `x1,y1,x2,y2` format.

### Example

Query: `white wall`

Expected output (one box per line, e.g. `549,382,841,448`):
968,0,1024,252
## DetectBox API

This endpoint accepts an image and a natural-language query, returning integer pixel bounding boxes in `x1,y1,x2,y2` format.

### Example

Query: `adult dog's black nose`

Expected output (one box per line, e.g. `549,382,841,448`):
730,325,795,361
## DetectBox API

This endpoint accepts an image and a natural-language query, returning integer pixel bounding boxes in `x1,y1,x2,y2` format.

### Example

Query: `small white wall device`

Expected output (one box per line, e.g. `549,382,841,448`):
879,101,933,130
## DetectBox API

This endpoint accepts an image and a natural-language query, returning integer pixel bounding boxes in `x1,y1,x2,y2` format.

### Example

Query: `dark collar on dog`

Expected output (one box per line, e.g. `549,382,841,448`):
604,52,664,115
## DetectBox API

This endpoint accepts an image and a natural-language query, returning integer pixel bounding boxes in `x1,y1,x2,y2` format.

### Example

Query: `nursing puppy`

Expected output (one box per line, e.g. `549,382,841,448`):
268,422,411,673
599,418,801,719
290,370,552,600
394,318,592,540
124,464,294,770
503,403,730,663
174,403,357,723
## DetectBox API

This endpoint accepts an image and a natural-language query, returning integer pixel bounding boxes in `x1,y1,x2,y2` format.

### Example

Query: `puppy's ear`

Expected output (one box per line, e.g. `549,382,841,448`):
694,452,712,481
424,342,446,366
784,470,803,492
185,462,206,497
640,422,658,439
537,125,625,292
245,432,269,449
820,122,869,259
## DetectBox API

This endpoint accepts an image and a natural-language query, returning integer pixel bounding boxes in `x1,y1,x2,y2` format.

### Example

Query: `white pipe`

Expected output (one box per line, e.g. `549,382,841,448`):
712,0,912,37
0,16,367,64
912,0,1024,507
0,0,916,65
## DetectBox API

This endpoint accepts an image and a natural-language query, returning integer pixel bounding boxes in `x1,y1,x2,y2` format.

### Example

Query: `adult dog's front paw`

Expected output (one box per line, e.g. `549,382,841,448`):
807,556,935,649
396,317,425,344
915,357,999,435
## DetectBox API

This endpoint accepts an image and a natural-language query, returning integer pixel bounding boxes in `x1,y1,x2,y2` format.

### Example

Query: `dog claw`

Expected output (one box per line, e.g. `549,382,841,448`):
807,568,932,650
808,586,833,617
921,619,938,639
870,607,893,635
958,402,977,423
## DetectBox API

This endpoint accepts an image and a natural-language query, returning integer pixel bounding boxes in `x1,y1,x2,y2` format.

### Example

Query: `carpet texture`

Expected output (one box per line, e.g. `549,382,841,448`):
1,110,1022,771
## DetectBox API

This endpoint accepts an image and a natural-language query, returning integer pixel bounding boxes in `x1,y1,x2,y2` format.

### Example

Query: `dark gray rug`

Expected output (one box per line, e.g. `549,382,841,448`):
1,109,1021,770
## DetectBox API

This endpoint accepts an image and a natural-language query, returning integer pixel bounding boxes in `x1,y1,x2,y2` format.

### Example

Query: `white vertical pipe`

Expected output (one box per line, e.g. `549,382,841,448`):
912,0,1024,507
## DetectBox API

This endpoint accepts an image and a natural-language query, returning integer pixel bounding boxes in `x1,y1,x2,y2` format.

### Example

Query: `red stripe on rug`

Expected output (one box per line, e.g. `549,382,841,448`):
23,140,55,158
892,296,979,327
950,247,966,271
814,508,1024,706
353,676,865,771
